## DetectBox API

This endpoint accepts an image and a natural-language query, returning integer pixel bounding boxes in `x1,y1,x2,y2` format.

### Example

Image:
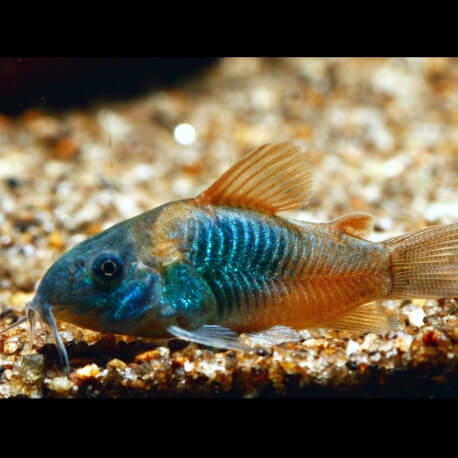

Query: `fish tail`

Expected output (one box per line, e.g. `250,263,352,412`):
385,223,458,299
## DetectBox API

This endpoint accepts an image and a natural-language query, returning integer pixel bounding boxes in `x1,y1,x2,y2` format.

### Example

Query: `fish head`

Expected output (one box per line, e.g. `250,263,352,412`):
30,216,165,337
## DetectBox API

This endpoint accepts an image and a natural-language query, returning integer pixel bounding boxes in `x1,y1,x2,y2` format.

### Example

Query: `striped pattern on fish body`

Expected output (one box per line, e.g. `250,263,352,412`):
151,202,391,332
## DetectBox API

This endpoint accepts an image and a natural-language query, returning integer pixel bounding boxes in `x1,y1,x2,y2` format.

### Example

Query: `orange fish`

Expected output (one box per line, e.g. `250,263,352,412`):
1,143,457,370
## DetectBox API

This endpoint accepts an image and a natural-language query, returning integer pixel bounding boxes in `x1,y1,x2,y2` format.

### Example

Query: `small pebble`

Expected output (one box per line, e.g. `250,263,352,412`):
45,376,74,394
16,354,44,384
107,358,127,370
3,337,21,355
47,231,64,249
407,308,426,327
76,364,100,380
54,137,78,160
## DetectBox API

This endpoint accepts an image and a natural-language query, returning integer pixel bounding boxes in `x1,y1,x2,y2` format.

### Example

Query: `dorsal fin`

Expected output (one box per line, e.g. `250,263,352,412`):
330,213,374,239
194,142,313,215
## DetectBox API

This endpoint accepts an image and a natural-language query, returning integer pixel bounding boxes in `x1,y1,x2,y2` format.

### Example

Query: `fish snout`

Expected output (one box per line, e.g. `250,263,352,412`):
35,252,84,306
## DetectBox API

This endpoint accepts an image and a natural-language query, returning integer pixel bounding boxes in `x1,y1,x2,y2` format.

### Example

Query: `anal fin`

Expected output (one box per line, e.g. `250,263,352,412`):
319,302,401,334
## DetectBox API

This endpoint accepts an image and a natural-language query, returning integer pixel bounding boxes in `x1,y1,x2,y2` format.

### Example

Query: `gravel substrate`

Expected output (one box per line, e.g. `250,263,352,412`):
0,57,457,398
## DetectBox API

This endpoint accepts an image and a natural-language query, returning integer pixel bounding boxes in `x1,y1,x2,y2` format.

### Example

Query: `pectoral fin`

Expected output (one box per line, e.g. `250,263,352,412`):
167,323,306,350
166,324,253,351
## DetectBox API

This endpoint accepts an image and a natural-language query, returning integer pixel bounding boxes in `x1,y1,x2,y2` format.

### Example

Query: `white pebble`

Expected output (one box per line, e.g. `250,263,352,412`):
408,308,425,327
346,340,359,356
250,86,277,110
173,177,193,196
115,195,141,218
424,202,458,223
371,64,418,100
98,111,132,142
183,360,194,372
45,376,73,393
3,338,19,355
376,216,392,231
363,184,381,203
0,197,15,213
131,164,154,183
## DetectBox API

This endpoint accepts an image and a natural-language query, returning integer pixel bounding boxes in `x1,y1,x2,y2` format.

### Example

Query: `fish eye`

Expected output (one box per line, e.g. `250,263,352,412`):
91,253,124,283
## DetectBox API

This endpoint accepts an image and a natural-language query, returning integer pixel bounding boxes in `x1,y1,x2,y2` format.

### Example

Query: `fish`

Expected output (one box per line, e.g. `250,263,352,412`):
1,142,457,372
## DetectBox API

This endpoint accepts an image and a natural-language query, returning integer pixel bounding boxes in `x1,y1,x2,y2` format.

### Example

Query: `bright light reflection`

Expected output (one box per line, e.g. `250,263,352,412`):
174,123,196,145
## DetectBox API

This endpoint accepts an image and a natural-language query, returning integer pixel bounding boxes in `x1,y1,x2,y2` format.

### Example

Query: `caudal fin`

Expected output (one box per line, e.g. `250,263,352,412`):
385,224,458,299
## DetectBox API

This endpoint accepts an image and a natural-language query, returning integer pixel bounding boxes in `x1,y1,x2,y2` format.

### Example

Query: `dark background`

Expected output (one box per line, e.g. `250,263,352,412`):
0,58,218,115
